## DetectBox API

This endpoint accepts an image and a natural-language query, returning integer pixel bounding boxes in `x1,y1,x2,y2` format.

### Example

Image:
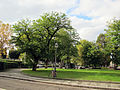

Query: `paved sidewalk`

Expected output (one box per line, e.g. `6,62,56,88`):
0,68,120,90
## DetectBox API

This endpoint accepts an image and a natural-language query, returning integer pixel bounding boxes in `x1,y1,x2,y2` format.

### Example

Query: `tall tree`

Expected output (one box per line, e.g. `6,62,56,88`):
12,12,72,71
104,18,120,68
0,21,11,58
96,33,106,48
53,29,79,68
33,12,72,68
12,19,38,70
96,33,111,67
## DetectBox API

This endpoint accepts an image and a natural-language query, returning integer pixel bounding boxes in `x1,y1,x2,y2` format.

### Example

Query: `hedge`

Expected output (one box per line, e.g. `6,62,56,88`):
0,59,32,71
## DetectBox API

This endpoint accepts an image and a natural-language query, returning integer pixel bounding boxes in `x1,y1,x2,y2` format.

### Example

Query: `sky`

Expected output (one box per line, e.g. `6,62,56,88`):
0,0,120,41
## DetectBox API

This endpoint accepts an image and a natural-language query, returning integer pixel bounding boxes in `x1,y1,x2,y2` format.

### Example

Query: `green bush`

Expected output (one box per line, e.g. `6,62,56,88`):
0,59,22,70
9,50,20,59
0,59,33,70
0,62,5,70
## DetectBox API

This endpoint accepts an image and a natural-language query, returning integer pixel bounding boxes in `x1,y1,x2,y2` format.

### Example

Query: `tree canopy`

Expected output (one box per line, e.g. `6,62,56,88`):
104,18,120,66
12,12,73,71
0,21,11,58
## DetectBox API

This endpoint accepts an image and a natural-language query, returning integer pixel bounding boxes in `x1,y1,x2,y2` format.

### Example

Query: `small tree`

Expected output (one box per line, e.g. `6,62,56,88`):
0,21,11,58
88,44,102,68
77,40,103,68
76,40,92,66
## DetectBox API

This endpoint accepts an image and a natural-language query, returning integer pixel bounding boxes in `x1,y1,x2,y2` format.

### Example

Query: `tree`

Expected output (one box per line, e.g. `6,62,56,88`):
77,40,103,68
96,33,111,67
12,19,39,70
33,12,72,68
0,21,11,58
9,50,20,60
88,44,102,68
76,40,92,66
96,33,106,48
104,18,120,69
12,12,72,71
52,29,79,68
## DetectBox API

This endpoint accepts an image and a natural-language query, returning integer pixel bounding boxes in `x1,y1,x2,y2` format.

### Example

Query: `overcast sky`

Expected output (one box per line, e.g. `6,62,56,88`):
0,0,120,41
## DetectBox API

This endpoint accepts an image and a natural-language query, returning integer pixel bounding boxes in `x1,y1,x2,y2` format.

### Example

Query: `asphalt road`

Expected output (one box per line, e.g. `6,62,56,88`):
0,77,93,90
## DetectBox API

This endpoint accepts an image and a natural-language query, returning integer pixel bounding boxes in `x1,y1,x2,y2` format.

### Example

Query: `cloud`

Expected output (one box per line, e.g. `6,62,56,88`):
68,0,120,41
70,16,107,41
0,0,120,41
0,0,75,23
70,0,120,18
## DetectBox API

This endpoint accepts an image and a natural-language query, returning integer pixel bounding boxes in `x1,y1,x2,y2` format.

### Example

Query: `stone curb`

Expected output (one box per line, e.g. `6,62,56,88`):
0,75,120,90
1,68,120,90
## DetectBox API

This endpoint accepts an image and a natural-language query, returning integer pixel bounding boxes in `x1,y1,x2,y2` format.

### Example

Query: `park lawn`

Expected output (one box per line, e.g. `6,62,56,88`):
22,68,120,82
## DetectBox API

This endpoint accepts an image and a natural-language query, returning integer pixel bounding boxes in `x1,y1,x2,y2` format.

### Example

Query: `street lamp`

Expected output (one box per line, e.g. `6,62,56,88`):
55,43,58,71
52,42,58,77
110,53,113,59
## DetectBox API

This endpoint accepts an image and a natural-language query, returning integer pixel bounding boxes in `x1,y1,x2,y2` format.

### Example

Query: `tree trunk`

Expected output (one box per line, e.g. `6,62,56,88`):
45,60,48,69
114,64,118,70
59,61,64,69
32,64,37,71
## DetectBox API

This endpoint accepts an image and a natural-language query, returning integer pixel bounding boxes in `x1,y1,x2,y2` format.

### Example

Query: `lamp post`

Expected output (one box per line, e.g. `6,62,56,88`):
54,43,58,72
110,53,113,59
52,42,58,77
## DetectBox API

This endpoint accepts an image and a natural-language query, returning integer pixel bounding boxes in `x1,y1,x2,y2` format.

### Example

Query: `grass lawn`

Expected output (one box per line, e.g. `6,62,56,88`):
22,68,120,82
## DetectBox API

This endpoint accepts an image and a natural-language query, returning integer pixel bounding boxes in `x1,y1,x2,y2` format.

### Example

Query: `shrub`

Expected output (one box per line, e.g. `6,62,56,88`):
9,50,20,59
